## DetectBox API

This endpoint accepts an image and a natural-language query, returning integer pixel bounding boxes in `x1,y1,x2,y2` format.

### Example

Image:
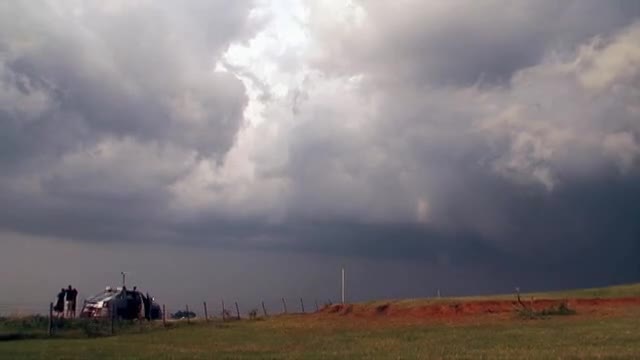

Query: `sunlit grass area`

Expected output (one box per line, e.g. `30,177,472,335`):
2,310,640,359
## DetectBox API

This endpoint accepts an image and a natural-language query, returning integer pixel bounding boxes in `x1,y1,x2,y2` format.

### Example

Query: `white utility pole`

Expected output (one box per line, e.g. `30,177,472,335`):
341,266,345,304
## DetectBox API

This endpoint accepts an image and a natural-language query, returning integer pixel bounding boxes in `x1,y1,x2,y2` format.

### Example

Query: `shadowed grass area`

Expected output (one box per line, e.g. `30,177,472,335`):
0,315,49,338
0,317,180,340
1,309,640,359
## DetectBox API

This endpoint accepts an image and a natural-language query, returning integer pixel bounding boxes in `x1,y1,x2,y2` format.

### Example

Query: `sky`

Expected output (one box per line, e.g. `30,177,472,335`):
1,0,640,314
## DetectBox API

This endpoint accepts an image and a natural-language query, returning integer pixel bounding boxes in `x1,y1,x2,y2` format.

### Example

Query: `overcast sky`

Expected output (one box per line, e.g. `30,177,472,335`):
1,0,640,313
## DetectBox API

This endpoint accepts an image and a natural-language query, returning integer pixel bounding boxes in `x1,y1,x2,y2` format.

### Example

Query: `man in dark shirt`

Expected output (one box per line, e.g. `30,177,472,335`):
143,292,151,320
69,287,78,318
65,285,78,318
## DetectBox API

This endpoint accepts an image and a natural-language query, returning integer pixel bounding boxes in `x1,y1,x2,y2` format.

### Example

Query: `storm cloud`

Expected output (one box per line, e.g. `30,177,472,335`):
1,0,640,306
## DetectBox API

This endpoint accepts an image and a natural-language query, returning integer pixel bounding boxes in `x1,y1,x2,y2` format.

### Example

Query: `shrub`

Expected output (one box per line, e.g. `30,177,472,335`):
171,310,196,319
540,302,576,316
248,309,258,320
79,319,109,337
517,302,576,319
221,309,232,320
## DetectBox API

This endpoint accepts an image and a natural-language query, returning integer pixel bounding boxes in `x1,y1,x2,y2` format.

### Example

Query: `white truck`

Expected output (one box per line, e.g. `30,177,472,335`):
80,286,161,320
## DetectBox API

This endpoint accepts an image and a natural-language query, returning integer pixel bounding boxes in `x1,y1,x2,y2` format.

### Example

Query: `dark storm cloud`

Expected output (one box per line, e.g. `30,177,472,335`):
1,0,640,295
260,0,640,285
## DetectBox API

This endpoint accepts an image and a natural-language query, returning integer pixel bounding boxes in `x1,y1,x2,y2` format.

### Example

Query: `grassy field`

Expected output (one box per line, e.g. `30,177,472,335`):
362,282,640,307
2,312,640,359
2,283,640,359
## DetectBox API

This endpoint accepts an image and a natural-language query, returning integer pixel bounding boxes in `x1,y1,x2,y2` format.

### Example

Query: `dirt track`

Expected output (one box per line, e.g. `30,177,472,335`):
317,297,640,321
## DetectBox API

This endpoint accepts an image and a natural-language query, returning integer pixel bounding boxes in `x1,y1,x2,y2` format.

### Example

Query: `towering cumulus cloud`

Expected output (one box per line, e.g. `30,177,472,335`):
1,0,640,296
0,0,258,240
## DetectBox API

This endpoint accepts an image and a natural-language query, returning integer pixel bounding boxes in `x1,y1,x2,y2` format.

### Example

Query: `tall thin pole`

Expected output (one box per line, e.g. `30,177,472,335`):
121,272,126,287
341,266,345,304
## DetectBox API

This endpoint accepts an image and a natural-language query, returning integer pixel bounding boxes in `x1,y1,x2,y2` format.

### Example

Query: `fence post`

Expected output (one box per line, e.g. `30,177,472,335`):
315,300,319,312
235,302,240,320
162,304,167,327
261,301,267,317
300,298,305,313
48,302,53,337
203,301,209,322
282,298,287,314
221,299,226,321
186,304,190,324
111,301,115,335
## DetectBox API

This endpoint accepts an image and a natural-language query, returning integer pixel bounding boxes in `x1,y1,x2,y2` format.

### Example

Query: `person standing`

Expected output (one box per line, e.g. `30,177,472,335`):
133,287,142,319
65,285,75,318
69,287,78,318
54,288,66,318
143,292,151,320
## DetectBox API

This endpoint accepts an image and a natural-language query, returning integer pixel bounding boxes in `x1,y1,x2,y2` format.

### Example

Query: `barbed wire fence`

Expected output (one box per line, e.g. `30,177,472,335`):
0,296,335,340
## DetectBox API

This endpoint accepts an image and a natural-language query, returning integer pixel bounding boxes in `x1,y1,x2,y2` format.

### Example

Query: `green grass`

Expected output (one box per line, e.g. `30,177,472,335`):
363,282,640,308
2,311,640,359
528,282,640,299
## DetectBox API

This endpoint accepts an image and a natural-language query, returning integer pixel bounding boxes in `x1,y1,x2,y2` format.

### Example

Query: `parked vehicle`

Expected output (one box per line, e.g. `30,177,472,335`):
80,286,161,320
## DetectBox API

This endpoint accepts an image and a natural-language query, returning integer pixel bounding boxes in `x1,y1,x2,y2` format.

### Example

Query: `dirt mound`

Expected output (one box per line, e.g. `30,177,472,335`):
316,297,640,321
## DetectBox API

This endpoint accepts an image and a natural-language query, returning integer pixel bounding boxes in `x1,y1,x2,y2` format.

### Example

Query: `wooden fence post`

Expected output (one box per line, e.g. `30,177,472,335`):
222,299,226,321
235,302,240,320
261,301,267,317
186,304,190,324
282,298,287,314
162,304,167,327
300,298,305,313
48,302,53,337
315,300,319,312
203,301,209,322
111,301,116,335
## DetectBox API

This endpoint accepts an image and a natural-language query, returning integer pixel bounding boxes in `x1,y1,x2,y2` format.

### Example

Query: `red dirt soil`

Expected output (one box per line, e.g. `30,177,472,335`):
316,297,640,321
